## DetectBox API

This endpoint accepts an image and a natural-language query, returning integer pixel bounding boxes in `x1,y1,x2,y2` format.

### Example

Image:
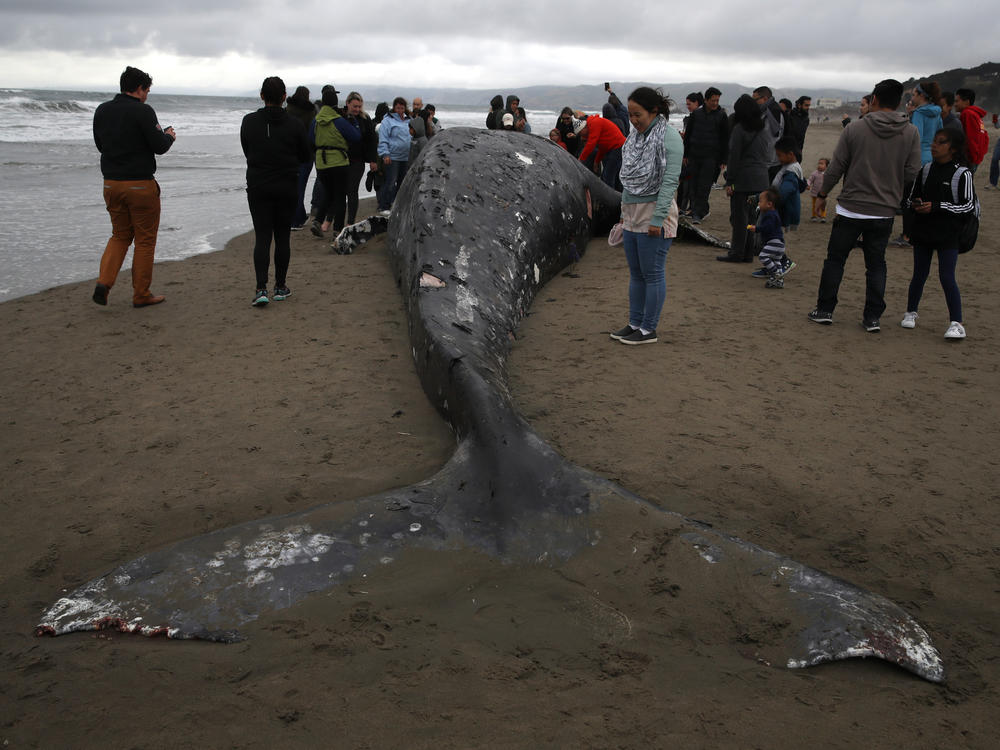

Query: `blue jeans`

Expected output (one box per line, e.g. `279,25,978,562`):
377,159,408,210
908,245,962,322
623,228,672,331
601,148,622,191
815,215,894,320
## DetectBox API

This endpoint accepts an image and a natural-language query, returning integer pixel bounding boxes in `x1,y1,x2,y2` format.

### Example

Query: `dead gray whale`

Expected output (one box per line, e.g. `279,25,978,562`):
36,129,943,683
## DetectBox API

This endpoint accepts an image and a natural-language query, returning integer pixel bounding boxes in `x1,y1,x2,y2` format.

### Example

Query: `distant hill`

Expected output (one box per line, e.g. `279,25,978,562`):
287,81,869,114
282,64,1000,115
902,61,999,110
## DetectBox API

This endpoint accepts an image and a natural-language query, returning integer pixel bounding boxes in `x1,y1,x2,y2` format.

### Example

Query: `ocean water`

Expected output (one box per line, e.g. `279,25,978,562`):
0,88,502,302
0,88,680,302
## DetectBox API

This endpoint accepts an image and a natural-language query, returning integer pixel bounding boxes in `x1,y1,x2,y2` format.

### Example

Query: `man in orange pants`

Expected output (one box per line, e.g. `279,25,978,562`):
92,66,176,308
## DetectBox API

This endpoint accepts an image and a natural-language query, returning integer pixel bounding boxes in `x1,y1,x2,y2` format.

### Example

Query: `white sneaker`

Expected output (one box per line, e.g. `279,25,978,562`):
901,311,918,329
944,321,966,340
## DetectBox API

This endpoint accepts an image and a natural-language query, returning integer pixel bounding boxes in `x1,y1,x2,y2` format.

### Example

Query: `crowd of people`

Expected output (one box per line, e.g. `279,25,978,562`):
244,82,447,305
669,78,985,339
89,66,992,338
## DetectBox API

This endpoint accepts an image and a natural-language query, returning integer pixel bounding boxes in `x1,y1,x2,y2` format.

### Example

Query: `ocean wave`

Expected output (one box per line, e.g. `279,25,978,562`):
0,96,94,114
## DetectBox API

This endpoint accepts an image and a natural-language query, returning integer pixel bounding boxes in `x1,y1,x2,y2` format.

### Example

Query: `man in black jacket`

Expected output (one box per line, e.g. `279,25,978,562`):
786,96,811,155
683,86,728,222
92,66,175,308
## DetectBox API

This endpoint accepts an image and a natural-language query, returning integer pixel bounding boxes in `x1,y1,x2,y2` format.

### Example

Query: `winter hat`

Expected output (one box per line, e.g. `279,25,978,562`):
572,117,587,135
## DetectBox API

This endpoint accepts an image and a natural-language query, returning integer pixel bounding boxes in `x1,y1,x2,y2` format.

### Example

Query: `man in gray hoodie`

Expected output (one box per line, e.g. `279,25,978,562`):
808,79,921,332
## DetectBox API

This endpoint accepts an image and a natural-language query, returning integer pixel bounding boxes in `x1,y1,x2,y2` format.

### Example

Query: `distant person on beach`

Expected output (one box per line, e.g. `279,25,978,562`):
515,106,531,133
309,85,360,237
409,107,433,161
607,87,682,346
555,107,583,156
574,108,626,189
954,88,989,171
681,91,703,136
240,76,310,307
91,65,175,308
376,97,412,212
285,86,316,230
606,85,630,136
989,117,1000,189
786,96,811,153
939,91,962,132
772,136,804,232
718,94,770,263
340,92,378,228
747,187,791,289
807,157,829,221
425,104,441,132
900,127,975,339
907,81,943,164
486,95,504,130
677,91,703,216
682,86,728,223
808,78,921,332
752,86,786,179
368,102,390,197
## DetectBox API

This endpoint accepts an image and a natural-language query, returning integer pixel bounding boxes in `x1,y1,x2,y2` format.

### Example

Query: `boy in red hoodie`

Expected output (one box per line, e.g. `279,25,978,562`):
955,88,989,170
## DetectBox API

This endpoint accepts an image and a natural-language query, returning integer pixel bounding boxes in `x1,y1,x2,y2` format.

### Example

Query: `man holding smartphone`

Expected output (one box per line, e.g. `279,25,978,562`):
92,66,176,308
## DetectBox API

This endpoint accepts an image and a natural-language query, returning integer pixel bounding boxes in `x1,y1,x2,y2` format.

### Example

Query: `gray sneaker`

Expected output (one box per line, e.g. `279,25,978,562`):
610,325,637,341
808,309,833,325
620,329,658,345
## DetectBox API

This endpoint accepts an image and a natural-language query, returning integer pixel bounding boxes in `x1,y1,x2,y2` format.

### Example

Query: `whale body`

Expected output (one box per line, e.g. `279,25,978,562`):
36,129,944,683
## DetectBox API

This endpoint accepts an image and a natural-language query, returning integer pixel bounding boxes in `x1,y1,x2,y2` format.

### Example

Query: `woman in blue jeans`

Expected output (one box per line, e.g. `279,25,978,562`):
901,128,975,340
608,87,683,345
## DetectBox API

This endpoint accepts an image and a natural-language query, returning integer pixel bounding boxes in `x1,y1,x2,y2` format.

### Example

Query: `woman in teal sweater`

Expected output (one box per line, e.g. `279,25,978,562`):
609,87,683,346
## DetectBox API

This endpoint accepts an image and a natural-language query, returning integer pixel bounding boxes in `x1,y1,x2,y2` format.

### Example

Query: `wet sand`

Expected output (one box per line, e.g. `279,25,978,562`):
2,123,999,747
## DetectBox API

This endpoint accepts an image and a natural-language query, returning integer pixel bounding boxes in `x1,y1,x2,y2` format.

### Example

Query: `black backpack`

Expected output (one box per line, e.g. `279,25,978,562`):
917,162,980,253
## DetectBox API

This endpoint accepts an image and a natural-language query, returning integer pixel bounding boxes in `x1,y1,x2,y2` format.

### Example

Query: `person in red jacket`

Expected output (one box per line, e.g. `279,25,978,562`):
954,88,989,170
574,109,626,189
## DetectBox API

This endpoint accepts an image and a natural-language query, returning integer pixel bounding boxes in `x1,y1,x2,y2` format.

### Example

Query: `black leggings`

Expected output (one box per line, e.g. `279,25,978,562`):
248,182,295,289
314,165,351,230
336,159,367,228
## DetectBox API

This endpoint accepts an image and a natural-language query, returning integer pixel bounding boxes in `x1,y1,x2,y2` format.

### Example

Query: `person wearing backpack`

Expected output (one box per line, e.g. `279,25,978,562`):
901,128,977,339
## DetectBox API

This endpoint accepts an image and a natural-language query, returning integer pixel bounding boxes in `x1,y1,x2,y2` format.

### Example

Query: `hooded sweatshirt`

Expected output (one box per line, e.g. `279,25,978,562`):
821,111,921,218
240,105,310,189
486,95,504,129
959,105,989,165
910,103,943,164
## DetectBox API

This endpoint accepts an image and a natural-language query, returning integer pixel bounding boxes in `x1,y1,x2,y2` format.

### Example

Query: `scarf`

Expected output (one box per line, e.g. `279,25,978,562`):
620,115,667,195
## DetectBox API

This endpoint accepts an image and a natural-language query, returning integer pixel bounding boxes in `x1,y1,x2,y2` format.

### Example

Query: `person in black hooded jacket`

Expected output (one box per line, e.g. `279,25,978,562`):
486,95,504,129
240,76,311,306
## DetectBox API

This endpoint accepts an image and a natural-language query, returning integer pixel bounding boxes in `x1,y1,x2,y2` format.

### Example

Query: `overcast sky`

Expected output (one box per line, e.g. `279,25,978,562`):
1,1,997,95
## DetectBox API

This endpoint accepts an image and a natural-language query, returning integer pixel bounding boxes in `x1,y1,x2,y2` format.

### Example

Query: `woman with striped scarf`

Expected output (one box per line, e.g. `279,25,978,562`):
608,87,683,346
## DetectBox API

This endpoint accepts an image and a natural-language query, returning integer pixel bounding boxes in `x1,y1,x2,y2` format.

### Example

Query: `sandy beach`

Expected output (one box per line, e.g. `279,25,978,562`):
2,122,999,748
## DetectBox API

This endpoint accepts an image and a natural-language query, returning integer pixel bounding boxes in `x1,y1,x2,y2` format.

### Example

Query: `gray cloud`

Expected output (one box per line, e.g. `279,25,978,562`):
1,1,997,90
